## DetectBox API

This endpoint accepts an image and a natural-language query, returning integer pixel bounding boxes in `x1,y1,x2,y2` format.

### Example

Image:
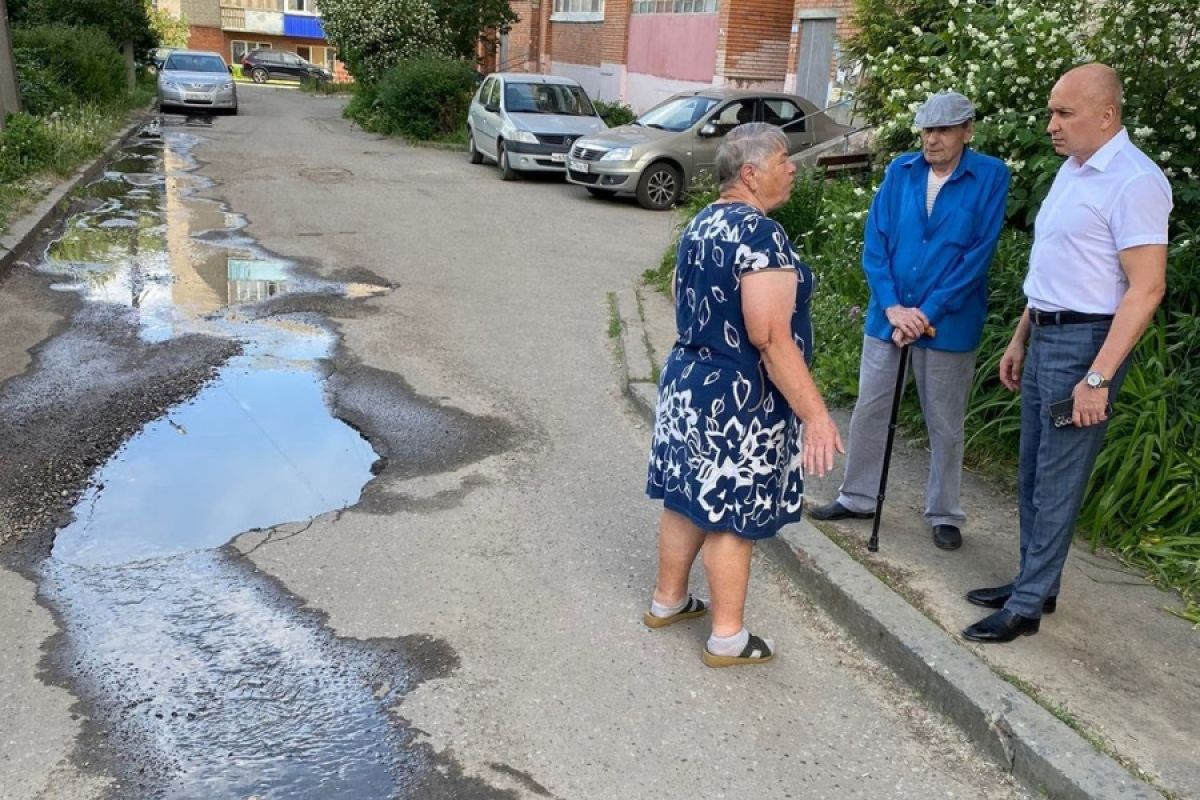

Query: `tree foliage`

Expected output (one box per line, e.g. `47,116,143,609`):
428,0,518,61
146,1,189,49
317,0,449,83
10,0,156,50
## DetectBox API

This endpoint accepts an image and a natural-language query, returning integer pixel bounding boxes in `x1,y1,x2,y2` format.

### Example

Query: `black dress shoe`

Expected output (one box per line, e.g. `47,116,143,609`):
966,584,1057,614
932,524,962,550
809,500,875,521
962,609,1040,642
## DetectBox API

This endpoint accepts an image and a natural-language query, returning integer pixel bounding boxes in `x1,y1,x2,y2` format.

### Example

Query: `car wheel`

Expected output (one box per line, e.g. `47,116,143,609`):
497,141,518,181
636,162,682,210
586,187,617,199
467,129,483,165
251,68,268,84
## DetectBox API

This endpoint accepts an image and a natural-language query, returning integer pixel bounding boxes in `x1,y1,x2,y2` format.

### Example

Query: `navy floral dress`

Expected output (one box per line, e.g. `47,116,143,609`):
646,201,814,539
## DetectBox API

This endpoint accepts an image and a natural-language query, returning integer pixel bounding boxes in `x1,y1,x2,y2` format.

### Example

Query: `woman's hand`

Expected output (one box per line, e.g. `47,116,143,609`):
802,412,844,477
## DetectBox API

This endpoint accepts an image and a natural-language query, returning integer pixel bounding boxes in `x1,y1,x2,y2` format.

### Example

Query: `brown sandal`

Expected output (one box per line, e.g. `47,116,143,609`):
702,633,774,667
642,596,707,629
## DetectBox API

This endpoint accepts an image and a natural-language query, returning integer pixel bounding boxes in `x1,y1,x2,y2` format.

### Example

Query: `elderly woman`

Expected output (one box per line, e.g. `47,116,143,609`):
644,123,843,667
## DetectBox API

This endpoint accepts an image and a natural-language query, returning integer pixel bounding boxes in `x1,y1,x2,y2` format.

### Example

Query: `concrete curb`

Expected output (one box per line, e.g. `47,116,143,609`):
0,116,147,278
611,287,1163,800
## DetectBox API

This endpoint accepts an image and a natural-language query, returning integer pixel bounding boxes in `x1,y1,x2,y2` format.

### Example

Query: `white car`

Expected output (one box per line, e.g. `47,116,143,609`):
466,73,607,180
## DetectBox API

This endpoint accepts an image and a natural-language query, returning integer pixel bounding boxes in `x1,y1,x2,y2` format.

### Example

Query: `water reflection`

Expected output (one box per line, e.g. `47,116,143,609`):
43,551,420,799
31,126,443,797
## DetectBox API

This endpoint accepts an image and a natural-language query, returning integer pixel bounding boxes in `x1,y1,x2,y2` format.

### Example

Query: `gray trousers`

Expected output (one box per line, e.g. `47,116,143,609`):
837,336,978,527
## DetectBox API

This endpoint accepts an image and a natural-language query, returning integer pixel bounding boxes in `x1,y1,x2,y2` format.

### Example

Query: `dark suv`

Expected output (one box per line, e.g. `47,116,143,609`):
240,50,333,84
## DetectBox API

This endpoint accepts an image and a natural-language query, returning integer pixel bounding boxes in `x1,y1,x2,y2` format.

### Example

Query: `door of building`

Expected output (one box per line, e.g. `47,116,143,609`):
796,17,836,107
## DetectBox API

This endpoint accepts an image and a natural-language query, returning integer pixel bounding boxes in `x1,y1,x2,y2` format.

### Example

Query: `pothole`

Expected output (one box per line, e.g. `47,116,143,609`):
4,122,517,798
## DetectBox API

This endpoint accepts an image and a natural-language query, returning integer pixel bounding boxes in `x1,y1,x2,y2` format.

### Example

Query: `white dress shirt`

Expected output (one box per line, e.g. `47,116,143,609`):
1025,128,1172,313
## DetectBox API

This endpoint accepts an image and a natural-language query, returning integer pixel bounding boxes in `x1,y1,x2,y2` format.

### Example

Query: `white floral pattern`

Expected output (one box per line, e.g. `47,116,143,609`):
646,202,814,539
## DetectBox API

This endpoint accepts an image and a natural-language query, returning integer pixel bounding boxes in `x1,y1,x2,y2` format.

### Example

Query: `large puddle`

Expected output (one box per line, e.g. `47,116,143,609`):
24,120,491,797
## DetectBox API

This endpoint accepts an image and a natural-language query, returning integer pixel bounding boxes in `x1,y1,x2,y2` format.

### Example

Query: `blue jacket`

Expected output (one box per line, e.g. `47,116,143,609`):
862,148,1010,352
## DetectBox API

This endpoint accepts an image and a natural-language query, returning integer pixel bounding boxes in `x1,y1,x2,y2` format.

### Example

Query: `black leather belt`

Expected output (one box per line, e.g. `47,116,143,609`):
1029,308,1115,326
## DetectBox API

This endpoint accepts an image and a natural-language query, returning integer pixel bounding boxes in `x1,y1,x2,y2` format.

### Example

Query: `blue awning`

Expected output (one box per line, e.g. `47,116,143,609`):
283,14,325,39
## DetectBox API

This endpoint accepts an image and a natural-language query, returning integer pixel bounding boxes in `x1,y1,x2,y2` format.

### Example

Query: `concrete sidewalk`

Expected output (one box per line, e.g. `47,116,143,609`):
613,282,1197,800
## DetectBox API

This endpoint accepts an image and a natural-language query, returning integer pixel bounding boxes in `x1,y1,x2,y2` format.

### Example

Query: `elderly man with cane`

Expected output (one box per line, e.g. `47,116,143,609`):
963,64,1171,642
810,91,1009,551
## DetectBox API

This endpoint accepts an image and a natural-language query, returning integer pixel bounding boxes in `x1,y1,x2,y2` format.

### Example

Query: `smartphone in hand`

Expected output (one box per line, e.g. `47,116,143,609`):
1049,397,1114,428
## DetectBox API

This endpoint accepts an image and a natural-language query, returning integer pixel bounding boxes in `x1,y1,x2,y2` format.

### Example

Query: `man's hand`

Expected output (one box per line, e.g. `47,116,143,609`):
1071,381,1109,427
802,412,845,478
885,305,928,341
999,338,1026,391
891,328,917,347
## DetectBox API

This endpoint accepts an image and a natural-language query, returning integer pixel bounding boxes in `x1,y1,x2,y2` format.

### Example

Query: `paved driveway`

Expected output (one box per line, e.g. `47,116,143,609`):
0,85,1026,799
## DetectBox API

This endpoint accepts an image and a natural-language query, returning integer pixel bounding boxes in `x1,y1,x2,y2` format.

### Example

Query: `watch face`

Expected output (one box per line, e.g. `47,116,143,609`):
1087,373,1103,387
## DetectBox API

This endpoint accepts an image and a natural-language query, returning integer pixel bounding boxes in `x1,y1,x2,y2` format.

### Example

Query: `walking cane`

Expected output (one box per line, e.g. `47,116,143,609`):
867,325,935,553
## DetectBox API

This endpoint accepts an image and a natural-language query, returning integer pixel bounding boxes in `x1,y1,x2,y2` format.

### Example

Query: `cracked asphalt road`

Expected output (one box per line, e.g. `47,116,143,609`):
0,86,1029,799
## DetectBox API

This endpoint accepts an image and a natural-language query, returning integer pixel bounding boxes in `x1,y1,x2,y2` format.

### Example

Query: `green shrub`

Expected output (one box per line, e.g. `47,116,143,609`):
594,99,635,128
11,51,74,116
12,24,126,108
0,113,57,182
370,57,477,140
343,82,384,132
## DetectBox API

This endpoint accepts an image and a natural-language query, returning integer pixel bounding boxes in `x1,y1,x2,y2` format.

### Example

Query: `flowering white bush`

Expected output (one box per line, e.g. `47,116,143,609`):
847,0,1198,230
318,0,449,83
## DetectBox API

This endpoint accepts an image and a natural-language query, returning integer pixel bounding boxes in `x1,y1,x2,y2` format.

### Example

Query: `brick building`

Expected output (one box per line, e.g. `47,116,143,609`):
500,0,857,112
177,0,349,81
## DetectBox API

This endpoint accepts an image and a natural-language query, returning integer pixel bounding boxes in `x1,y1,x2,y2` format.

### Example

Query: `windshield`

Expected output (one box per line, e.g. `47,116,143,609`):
164,54,227,73
504,83,596,116
636,96,720,132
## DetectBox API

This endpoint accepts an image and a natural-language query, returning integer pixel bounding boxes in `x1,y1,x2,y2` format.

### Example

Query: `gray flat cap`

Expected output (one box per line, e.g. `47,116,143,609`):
914,91,975,127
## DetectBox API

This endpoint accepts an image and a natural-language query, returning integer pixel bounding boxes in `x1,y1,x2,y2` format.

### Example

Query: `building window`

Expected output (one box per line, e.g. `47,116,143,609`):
632,0,718,12
552,0,604,14
231,40,272,64
286,0,318,12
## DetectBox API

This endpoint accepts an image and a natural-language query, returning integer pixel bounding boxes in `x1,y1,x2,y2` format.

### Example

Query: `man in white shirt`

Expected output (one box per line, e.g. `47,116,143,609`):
963,63,1172,643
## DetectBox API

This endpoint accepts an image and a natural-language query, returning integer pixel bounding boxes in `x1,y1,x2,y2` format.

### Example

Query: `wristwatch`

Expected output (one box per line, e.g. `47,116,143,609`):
1085,371,1110,388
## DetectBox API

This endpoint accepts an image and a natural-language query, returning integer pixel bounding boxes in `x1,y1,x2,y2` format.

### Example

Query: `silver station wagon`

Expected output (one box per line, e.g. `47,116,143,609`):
566,88,853,209
466,73,607,180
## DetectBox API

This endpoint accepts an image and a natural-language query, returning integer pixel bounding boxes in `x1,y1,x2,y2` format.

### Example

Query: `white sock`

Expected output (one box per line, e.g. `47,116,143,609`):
649,594,689,618
707,628,750,656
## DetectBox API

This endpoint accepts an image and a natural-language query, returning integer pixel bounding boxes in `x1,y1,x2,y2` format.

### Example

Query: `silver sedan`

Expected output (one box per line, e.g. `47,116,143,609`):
158,50,238,115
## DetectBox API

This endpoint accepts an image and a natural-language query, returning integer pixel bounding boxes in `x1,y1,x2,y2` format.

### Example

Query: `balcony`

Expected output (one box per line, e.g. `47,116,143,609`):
220,1,323,37
220,1,283,34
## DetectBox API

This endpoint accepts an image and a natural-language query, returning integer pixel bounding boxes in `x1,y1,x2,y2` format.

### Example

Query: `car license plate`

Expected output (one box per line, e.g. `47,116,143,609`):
568,159,588,173
550,152,566,163
184,92,210,101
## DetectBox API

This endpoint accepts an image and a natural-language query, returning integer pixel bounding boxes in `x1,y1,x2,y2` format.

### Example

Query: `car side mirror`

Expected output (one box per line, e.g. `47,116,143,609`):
698,123,717,137
485,103,500,113
228,65,234,73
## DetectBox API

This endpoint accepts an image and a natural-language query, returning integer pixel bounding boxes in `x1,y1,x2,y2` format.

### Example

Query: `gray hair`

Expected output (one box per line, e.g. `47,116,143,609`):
715,123,790,192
